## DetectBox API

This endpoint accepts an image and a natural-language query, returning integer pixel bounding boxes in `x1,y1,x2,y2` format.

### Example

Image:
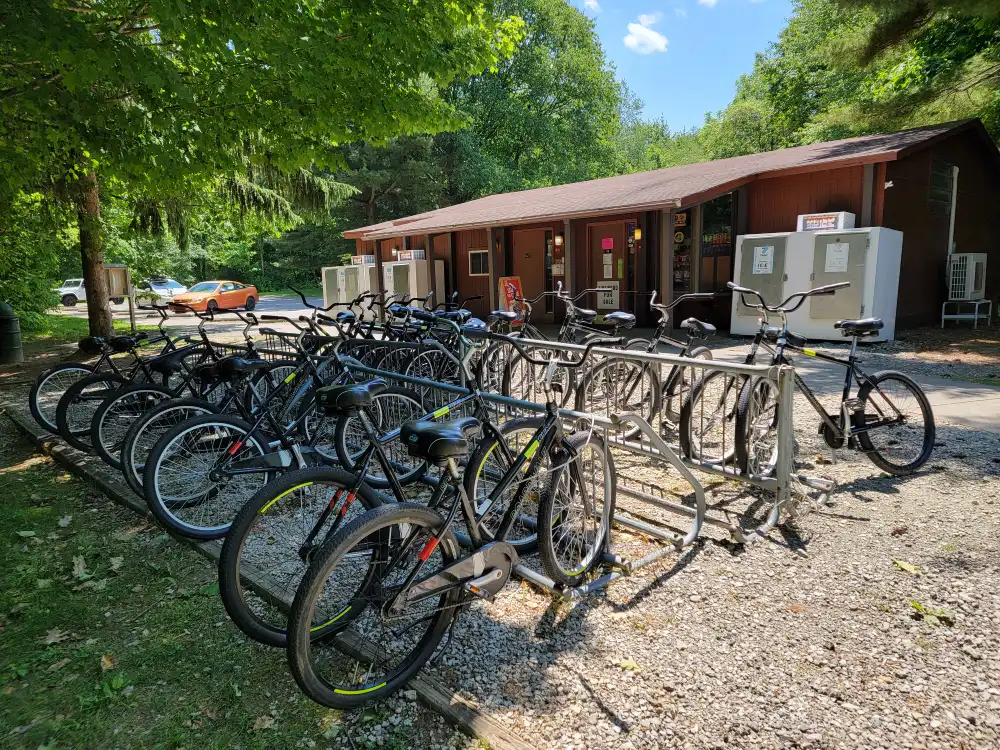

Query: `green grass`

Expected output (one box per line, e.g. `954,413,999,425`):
267,285,323,299
0,428,472,750
23,315,159,344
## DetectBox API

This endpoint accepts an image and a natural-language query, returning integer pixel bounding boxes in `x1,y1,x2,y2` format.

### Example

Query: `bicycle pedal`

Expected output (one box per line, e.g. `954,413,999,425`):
462,569,504,600
843,398,863,412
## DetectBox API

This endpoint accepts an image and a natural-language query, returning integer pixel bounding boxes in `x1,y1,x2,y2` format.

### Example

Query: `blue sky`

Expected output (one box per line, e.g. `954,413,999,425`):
574,0,795,131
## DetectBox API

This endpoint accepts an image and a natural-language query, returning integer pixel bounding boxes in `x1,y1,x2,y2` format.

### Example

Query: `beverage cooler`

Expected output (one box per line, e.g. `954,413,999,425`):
383,259,446,306
730,226,903,342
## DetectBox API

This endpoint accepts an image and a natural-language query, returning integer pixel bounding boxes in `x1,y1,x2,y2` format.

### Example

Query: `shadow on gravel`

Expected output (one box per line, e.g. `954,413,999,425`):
603,542,705,613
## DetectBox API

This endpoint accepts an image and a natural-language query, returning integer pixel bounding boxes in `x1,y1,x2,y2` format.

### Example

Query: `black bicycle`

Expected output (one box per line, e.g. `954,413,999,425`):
713,281,935,477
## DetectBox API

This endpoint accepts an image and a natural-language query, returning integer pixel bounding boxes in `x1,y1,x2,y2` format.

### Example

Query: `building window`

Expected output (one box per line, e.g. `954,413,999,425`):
469,249,490,276
929,159,956,218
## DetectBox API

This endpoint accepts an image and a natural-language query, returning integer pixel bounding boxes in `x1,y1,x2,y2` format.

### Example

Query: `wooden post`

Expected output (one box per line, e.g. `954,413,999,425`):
125,267,136,333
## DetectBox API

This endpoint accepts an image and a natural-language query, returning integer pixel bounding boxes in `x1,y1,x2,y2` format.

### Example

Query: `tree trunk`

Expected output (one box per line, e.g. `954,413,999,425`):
77,171,112,338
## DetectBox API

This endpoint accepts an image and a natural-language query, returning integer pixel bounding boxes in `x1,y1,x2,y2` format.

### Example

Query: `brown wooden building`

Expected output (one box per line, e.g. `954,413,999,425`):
345,120,1000,328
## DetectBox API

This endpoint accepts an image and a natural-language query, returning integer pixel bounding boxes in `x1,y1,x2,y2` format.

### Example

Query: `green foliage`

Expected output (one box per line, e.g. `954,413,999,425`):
0,194,76,331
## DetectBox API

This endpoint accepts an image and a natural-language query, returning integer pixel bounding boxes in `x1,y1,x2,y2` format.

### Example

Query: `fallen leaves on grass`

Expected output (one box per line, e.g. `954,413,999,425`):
109,557,124,573
36,579,52,589
15,530,36,538
252,714,276,730
41,629,69,645
910,601,954,627
72,555,91,580
100,654,116,672
47,658,72,672
58,515,72,528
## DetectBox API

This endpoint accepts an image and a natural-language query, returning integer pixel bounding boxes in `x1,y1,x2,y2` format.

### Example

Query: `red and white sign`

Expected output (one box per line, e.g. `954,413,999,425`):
498,276,523,313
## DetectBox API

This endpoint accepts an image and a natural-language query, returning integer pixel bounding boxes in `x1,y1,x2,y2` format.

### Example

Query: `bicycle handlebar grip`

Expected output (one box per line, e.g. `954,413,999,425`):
259,314,285,322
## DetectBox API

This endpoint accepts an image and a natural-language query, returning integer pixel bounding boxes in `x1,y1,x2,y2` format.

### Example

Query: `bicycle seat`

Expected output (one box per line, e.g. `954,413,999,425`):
78,336,106,355
573,307,598,323
109,335,140,353
335,311,356,324
193,360,221,384
604,311,636,329
763,326,807,348
401,416,482,464
315,379,388,415
217,357,271,379
490,310,519,323
149,349,190,375
834,318,884,337
388,304,409,319
462,318,488,334
439,310,472,324
680,318,716,338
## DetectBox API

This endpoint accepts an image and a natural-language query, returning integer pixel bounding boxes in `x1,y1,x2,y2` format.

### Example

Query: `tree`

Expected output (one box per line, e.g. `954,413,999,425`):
0,0,520,335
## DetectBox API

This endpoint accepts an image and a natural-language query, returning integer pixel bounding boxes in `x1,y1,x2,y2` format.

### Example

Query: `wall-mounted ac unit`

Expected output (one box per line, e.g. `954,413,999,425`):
947,253,987,301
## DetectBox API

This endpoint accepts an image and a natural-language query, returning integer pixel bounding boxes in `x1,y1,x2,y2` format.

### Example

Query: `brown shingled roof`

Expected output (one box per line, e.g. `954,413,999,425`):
346,120,995,240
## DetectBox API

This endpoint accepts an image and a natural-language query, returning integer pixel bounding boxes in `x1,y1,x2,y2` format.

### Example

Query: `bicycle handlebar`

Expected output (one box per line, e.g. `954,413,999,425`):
728,281,850,313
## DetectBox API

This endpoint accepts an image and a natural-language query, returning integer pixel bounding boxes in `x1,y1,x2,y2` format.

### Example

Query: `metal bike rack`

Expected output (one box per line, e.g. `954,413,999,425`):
333,335,836,600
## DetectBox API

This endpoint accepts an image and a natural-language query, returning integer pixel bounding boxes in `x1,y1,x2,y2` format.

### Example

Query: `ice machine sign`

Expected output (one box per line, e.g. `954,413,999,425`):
825,242,850,273
753,246,774,275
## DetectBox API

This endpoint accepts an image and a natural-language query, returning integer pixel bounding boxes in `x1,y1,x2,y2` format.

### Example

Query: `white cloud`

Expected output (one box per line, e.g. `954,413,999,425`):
698,0,720,7
624,13,669,54
584,0,601,12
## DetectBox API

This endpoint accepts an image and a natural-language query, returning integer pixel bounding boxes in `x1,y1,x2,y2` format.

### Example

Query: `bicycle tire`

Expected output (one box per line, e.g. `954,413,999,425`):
679,370,744,465
463,416,546,554
91,383,175,470
30,363,95,433
856,371,935,475
119,397,218,496
55,372,127,452
537,430,616,588
333,386,427,488
287,503,460,709
662,345,713,425
219,467,383,647
734,376,780,477
143,413,273,539
575,356,660,439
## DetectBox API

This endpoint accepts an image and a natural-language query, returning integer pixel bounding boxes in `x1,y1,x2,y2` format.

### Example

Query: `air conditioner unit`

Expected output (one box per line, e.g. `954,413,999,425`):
947,253,987,301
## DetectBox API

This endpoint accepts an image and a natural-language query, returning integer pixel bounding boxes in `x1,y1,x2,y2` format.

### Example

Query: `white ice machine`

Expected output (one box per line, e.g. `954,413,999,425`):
730,227,903,342
382,259,447,307
322,263,379,319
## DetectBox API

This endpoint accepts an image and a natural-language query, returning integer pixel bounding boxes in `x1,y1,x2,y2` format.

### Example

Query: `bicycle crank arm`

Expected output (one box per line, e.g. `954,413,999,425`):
395,542,518,610
226,450,296,472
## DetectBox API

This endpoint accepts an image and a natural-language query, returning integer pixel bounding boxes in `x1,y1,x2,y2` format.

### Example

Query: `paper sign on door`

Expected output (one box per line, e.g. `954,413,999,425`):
825,243,850,273
597,281,619,309
752,246,774,275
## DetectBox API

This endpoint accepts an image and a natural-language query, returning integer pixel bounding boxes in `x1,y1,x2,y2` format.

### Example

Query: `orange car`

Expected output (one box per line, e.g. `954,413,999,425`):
169,280,258,313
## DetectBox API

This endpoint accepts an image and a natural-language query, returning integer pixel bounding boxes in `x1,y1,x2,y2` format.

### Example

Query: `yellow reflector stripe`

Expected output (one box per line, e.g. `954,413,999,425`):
259,482,312,514
334,681,387,695
802,349,817,357
524,440,540,459
432,406,450,418
283,371,297,383
309,605,352,632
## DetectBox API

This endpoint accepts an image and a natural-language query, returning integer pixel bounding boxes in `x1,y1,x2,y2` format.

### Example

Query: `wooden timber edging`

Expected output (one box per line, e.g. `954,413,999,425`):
4,405,535,750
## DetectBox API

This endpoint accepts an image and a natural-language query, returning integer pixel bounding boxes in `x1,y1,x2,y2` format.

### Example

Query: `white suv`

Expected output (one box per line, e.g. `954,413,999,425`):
54,279,125,307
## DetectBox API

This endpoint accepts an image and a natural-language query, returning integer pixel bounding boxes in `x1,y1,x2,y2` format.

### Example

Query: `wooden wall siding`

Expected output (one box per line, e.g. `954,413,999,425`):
747,166,865,234
884,132,1000,326
454,228,491,318
379,237,403,262
355,239,377,257
432,234,451,301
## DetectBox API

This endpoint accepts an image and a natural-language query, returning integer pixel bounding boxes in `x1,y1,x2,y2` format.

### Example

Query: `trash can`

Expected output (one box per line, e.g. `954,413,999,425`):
0,302,25,364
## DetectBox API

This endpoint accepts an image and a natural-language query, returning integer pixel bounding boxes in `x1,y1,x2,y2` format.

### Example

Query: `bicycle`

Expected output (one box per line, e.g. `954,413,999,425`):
727,281,935,477
283,337,616,708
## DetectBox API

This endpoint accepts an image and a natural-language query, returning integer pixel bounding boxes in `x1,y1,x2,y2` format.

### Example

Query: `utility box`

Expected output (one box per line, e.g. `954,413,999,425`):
731,227,903,342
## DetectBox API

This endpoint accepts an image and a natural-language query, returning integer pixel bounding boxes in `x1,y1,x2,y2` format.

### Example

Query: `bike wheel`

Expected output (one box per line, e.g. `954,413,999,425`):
334,386,426,488
663,346,713,425
856,371,935,475
91,383,174,470
30,363,95,433
464,416,546,554
575,357,660,439
55,373,127,452
143,414,272,539
287,503,460,710
119,398,218,496
734,376,781,477
537,431,616,588
679,370,743,465
405,350,460,404
219,468,383,648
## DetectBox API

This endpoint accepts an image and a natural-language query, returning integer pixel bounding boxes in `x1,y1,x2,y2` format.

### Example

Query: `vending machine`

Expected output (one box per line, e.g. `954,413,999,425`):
730,223,903,342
